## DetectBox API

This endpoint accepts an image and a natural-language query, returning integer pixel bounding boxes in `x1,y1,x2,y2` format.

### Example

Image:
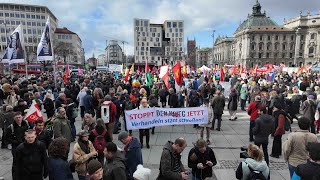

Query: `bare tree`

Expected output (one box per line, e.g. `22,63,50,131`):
53,42,76,64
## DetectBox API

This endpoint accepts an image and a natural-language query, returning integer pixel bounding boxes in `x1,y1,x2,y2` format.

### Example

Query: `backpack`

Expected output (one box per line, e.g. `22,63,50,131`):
10,120,30,134
245,162,267,180
92,129,107,153
125,100,134,110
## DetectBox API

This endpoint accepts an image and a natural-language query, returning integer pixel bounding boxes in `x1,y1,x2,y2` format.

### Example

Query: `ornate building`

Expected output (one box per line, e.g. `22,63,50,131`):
211,0,320,67
187,39,196,67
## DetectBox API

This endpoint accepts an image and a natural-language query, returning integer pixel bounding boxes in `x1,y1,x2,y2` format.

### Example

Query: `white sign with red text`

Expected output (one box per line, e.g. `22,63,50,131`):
125,107,208,130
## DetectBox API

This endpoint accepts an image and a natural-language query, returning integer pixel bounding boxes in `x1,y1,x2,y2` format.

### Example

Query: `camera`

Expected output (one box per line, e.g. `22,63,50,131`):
240,146,250,159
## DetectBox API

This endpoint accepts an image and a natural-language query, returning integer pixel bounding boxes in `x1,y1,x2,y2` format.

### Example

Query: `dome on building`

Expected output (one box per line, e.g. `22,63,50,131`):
235,0,278,33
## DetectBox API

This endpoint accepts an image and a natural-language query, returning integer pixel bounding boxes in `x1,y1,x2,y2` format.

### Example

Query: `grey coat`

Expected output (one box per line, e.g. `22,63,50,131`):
53,114,73,143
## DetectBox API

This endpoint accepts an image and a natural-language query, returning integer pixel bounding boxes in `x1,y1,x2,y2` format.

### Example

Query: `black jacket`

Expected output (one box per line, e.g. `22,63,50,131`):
15,140,48,180
6,120,32,149
168,93,178,108
37,129,52,149
103,151,127,180
188,147,217,179
296,160,320,180
252,114,275,143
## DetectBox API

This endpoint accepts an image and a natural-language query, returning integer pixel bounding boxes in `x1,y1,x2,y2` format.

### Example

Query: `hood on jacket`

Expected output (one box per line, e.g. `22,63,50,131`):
163,141,174,153
245,158,268,172
109,151,126,165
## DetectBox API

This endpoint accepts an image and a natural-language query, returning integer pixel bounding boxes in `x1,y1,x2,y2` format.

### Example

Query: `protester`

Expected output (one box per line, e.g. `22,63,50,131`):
89,118,112,165
34,119,52,149
199,99,213,144
77,87,88,120
228,88,238,121
53,107,73,143
43,93,55,118
270,104,286,158
48,137,73,180
283,117,318,178
103,142,127,180
252,107,274,165
235,144,269,180
103,95,117,140
15,129,48,180
87,159,103,180
73,130,98,180
188,139,217,180
295,142,320,179
157,137,188,180
118,131,143,180
83,90,95,117
240,84,248,111
138,97,151,148
302,95,317,134
210,89,225,131
82,113,96,132
247,95,263,142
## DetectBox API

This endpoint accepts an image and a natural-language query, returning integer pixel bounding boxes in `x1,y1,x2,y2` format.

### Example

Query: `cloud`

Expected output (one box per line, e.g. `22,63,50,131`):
2,0,320,59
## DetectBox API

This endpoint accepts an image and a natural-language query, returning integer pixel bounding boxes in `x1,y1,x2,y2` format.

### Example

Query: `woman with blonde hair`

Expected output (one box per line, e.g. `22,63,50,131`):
235,144,269,180
82,113,96,132
93,88,104,118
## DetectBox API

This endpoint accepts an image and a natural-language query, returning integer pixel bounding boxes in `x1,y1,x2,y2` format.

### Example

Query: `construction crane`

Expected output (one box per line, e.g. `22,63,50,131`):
105,36,129,66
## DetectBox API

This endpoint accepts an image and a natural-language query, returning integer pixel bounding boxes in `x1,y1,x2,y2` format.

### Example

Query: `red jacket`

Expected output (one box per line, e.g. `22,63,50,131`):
247,102,262,121
274,114,285,136
109,102,117,123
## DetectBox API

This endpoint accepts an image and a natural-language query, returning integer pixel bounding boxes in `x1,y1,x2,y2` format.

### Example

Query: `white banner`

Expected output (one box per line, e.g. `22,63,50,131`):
37,17,53,61
2,25,25,64
125,107,208,130
108,64,122,72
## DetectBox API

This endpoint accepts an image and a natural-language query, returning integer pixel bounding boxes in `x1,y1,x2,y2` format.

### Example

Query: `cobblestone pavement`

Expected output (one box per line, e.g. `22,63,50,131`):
0,108,319,180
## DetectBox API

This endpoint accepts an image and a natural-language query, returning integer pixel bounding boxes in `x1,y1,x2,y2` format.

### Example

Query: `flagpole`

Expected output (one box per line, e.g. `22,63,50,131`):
22,24,28,77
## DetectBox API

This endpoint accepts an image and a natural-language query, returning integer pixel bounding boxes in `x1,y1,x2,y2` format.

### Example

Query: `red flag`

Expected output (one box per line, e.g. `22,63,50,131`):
230,65,238,75
253,64,258,74
64,65,70,84
159,66,170,89
220,67,225,81
172,61,183,85
145,58,150,73
182,61,187,78
25,102,43,122
124,68,130,82
137,66,141,75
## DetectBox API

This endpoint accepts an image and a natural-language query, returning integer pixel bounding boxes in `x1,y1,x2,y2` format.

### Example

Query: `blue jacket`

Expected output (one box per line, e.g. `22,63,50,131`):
48,157,73,180
193,80,199,90
124,137,143,180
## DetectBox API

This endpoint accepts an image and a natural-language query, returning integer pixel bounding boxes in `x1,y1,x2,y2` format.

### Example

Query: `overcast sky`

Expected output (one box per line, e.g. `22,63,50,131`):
3,0,320,59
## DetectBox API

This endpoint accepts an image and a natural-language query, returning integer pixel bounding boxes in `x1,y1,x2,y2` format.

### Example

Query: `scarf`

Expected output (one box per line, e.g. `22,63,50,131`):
78,139,90,154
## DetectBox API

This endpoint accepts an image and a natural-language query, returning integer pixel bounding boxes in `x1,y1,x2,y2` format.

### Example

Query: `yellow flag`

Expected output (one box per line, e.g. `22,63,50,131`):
130,64,135,74
121,64,124,75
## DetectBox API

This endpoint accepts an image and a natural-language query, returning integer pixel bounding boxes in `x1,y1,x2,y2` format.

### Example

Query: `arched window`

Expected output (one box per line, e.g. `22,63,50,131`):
309,47,314,54
275,43,279,50
311,33,316,40
259,43,264,51
251,43,255,50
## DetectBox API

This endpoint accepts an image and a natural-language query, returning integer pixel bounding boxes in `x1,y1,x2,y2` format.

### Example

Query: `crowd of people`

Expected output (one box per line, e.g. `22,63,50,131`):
0,68,319,180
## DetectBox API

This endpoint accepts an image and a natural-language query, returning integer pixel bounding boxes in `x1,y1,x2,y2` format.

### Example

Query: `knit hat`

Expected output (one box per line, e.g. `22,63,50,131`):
87,159,102,175
307,95,315,100
118,131,129,141
133,165,151,180
77,130,89,137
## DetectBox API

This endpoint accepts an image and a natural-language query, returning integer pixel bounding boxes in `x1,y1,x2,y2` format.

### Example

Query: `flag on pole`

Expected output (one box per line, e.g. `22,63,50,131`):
37,17,53,61
172,61,183,85
121,64,124,75
159,65,170,89
182,61,187,78
130,64,135,74
2,25,25,64
137,66,141,75
64,65,70,84
266,71,275,81
124,67,130,82
25,101,43,122
145,57,152,86
220,67,225,82
78,67,82,75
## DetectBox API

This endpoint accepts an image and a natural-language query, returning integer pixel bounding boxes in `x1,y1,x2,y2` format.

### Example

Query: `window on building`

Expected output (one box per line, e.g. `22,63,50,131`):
266,53,270,58
251,44,255,50
0,13,3,17
11,21,15,25
150,37,153,41
141,52,144,55
42,23,45,26
141,47,144,51
58,35,61,39
251,35,255,41
173,22,177,28
158,33,160,37
283,35,286,41
38,29,41,35
33,29,36,34
259,53,262,58
300,43,304,50
156,38,159,42
21,14,25,18
259,43,263,50
32,22,36,26
152,33,155,37
10,13,14,17
142,32,145,36
172,33,174,37
274,53,278,58
135,20,139,26
167,22,171,28
144,20,148,27
275,35,279,40
291,35,294,41
41,16,45,19
15,13,20,18
27,22,31,26
26,14,30,18
299,52,303,57
309,47,314,54
282,53,285,58
0,28,5,33
290,53,293,58
16,21,20,25
27,29,31,34
142,42,144,46
5,13,9,17
260,35,263,41
275,43,279,50
282,44,286,50
268,35,271,41
31,15,35,19
311,33,316,40
301,35,304,40
37,22,41,26
28,37,32,43
36,15,40,19
267,43,271,50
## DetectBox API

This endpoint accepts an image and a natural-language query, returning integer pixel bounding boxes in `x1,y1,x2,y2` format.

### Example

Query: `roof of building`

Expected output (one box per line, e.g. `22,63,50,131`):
234,0,278,34
55,27,76,34
247,26,294,32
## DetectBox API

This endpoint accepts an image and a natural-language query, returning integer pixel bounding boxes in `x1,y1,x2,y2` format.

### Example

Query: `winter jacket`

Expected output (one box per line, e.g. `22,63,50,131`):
123,137,143,180
302,99,317,122
157,141,185,180
228,92,238,111
48,156,74,180
296,160,320,180
168,93,179,108
37,129,52,149
43,98,55,117
252,114,274,143
210,95,225,115
6,120,31,149
53,114,72,143
83,94,94,112
199,104,213,128
290,94,302,115
240,87,248,100
89,126,112,146
273,110,286,136
188,146,217,179
15,140,48,180
7,94,20,107
247,102,262,121
235,158,269,180
55,97,64,109
282,130,318,167
103,151,127,180
73,140,96,176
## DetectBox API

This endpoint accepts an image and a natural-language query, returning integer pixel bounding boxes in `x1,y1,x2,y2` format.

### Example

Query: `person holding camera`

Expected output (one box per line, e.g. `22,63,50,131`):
73,130,98,180
236,144,269,180
188,139,217,180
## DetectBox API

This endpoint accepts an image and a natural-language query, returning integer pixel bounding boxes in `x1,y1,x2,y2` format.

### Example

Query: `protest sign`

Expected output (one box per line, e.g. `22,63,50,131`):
125,107,208,130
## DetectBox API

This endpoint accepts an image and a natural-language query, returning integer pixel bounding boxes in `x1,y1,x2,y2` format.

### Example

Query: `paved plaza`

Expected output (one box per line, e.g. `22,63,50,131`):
0,109,319,180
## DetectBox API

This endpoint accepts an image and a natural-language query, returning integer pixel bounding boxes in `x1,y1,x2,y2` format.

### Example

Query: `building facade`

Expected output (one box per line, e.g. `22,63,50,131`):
134,18,184,66
54,27,84,65
187,39,196,68
0,3,58,64
212,1,320,68
105,40,123,65
196,48,210,68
